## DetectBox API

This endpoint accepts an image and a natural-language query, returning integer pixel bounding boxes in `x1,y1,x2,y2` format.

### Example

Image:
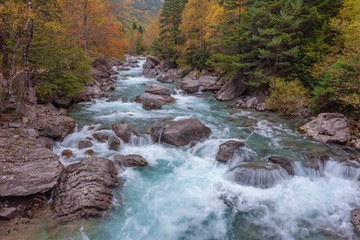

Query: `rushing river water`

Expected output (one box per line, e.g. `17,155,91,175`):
25,58,360,240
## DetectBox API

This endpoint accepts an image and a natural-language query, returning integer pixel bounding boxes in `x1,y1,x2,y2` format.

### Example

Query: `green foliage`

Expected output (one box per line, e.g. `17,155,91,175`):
34,46,92,101
266,78,308,115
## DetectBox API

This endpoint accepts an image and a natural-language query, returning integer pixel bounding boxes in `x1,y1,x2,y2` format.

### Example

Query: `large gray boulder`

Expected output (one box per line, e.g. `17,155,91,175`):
115,154,148,167
0,129,64,197
146,84,171,95
53,157,120,223
112,123,139,143
37,115,76,139
181,78,200,93
216,73,247,101
299,113,350,143
216,140,245,163
161,119,211,147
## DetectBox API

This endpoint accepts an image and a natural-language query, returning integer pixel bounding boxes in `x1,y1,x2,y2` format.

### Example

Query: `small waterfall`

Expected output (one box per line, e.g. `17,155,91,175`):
228,162,289,189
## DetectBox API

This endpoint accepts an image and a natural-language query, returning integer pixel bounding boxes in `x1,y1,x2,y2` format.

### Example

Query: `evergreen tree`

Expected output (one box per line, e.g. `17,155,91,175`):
157,0,187,58
132,21,137,31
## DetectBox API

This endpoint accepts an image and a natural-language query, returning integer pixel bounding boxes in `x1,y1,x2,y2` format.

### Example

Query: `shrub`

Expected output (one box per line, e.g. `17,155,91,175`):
266,78,308,115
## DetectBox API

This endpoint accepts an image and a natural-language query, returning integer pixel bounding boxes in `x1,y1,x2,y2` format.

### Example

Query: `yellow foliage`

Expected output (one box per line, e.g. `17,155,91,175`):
266,78,308,115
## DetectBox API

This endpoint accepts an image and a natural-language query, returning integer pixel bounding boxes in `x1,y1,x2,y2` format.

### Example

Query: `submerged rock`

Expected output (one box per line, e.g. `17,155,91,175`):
135,85,175,110
161,119,211,147
303,153,330,171
216,73,247,101
230,162,288,189
0,129,64,197
112,123,139,143
61,149,73,158
268,156,295,175
299,113,350,144
216,140,245,163
115,154,148,167
53,157,120,224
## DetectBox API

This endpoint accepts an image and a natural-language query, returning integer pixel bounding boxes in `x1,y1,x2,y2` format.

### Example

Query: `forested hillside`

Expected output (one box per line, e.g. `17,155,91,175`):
149,0,360,116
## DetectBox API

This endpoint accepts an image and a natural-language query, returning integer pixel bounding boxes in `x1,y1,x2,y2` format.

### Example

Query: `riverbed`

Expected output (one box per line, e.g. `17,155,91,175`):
23,58,360,239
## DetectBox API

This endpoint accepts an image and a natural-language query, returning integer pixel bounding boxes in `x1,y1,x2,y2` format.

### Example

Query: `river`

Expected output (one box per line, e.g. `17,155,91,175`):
28,58,360,239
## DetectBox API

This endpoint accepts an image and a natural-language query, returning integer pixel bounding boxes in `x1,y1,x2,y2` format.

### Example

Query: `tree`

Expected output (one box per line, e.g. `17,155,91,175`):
312,0,360,111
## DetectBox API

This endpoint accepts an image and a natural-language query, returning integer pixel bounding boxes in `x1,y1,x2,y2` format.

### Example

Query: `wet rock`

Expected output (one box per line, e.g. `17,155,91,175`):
130,63,140,68
299,113,350,143
135,92,175,105
216,140,245,163
92,132,109,143
181,78,200,93
78,140,93,149
53,156,120,224
150,126,164,142
0,129,64,197
62,149,73,158
108,137,121,150
216,73,247,101
118,67,131,71
161,119,211,147
112,123,139,143
146,84,171,95
268,156,295,175
0,207,19,220
351,208,360,235
127,56,139,63
114,154,148,167
303,153,330,170
230,162,288,189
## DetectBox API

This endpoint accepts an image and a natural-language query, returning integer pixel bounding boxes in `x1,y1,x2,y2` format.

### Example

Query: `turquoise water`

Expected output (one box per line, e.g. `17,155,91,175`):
35,58,360,240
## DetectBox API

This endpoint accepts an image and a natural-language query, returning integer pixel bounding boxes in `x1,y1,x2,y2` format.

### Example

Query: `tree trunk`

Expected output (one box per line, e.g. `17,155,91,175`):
23,0,34,103
83,0,88,53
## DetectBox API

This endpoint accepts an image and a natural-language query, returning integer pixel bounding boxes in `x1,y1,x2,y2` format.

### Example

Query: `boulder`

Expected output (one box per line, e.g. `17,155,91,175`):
161,119,211,147
348,137,360,151
75,85,107,102
0,129,64,197
299,113,350,143
0,207,19,220
37,115,76,139
92,132,109,143
246,97,259,109
114,154,148,167
53,157,120,224
85,149,94,155
181,78,200,93
118,67,131,71
142,69,162,78
216,73,247,101
268,156,295,175
144,56,161,69
130,64,140,68
163,59,178,71
351,208,360,235
186,70,199,79
78,140,93,149
108,137,121,150
198,75,218,84
230,162,288,189
216,140,245,163
61,149,73,158
256,103,267,111
126,56,139,63
112,123,139,143
143,99,163,110
135,92,175,105
146,84,171,95
37,136,54,149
